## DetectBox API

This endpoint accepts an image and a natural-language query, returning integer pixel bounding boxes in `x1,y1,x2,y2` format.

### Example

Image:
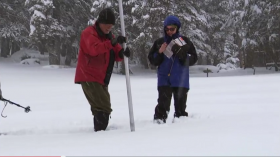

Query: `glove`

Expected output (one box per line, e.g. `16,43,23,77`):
123,47,130,57
171,44,181,54
172,44,191,59
119,47,130,58
111,36,127,46
171,44,190,53
181,44,191,54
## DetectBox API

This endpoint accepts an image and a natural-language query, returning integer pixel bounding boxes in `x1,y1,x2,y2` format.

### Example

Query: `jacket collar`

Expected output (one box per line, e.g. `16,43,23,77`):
94,23,112,40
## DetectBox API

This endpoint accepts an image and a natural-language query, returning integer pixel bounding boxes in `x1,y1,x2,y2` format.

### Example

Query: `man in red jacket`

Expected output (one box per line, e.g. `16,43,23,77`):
75,8,130,132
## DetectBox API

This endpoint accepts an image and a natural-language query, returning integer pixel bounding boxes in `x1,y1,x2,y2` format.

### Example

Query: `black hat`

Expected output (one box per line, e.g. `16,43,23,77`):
96,8,115,25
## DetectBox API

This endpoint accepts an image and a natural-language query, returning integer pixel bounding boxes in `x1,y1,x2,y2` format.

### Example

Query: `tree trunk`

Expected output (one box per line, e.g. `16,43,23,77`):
206,54,212,65
238,50,243,68
213,54,219,66
139,44,149,69
264,39,279,71
234,28,243,68
11,40,20,55
65,46,72,66
60,43,72,66
244,48,254,69
0,37,10,58
38,42,47,55
197,54,203,65
118,61,126,75
47,39,60,65
243,48,246,69
272,49,279,71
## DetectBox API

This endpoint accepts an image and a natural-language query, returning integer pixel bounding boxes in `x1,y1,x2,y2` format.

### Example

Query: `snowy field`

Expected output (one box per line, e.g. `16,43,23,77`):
0,57,280,156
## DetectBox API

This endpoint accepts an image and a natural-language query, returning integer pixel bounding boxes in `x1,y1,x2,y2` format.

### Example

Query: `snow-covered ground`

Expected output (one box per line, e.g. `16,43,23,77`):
0,57,280,156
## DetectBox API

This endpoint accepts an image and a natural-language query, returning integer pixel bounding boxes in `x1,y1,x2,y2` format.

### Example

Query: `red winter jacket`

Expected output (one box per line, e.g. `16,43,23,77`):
74,24,123,85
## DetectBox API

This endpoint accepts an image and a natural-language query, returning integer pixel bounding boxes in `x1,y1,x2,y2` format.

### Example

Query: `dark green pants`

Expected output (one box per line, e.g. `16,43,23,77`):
81,82,112,116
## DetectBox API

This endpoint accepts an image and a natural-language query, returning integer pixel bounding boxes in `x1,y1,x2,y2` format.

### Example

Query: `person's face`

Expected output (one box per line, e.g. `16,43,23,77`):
99,23,114,34
165,25,177,37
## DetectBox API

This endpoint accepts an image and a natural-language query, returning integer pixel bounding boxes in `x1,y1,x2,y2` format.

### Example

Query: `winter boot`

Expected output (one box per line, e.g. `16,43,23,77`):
94,111,110,132
181,111,188,117
174,111,188,118
153,105,169,124
154,114,167,124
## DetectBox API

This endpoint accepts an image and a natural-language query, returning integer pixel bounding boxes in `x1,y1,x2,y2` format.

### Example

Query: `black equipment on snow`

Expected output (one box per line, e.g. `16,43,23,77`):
0,98,31,118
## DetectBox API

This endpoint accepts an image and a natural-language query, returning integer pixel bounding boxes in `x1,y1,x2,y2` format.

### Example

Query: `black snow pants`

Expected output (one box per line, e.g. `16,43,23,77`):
154,86,189,123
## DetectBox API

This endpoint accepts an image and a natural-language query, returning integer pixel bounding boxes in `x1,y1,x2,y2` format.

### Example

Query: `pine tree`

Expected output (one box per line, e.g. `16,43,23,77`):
25,0,55,54
130,0,172,69
52,0,93,65
26,0,92,65
201,0,239,67
222,0,245,67
261,0,280,71
0,0,29,57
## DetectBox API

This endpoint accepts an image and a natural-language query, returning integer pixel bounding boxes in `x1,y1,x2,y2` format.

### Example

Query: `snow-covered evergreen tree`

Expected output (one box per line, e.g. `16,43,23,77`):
26,0,92,65
261,0,280,71
1,0,278,70
25,0,68,65
174,0,208,60
201,0,240,68
222,0,245,67
0,0,29,57
130,0,172,69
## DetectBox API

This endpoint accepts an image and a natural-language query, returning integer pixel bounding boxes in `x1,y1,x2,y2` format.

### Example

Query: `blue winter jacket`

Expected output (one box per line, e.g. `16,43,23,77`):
148,15,198,89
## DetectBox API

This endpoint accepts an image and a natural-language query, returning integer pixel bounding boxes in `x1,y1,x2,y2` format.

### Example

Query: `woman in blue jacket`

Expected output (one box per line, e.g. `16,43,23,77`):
148,15,198,123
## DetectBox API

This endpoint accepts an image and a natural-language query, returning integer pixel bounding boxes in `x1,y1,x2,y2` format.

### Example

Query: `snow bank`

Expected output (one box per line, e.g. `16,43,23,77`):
10,48,48,64
20,58,41,65
42,65,71,69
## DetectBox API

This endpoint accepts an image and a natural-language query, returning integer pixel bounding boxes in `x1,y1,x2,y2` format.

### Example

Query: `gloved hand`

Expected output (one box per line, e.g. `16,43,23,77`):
111,36,127,46
171,44,191,59
123,47,130,57
171,44,190,53
119,47,131,58
171,44,181,54
181,44,191,54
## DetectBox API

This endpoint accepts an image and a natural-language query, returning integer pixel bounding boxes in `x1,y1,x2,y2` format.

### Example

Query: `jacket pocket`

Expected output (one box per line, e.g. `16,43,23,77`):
87,54,106,69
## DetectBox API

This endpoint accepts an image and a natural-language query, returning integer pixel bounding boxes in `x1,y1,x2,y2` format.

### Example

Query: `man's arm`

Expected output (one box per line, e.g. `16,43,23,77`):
148,38,164,66
113,44,124,61
187,41,198,66
177,37,198,66
82,31,113,57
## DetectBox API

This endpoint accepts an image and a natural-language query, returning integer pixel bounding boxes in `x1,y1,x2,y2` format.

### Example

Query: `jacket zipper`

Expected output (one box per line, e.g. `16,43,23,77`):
168,48,180,76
